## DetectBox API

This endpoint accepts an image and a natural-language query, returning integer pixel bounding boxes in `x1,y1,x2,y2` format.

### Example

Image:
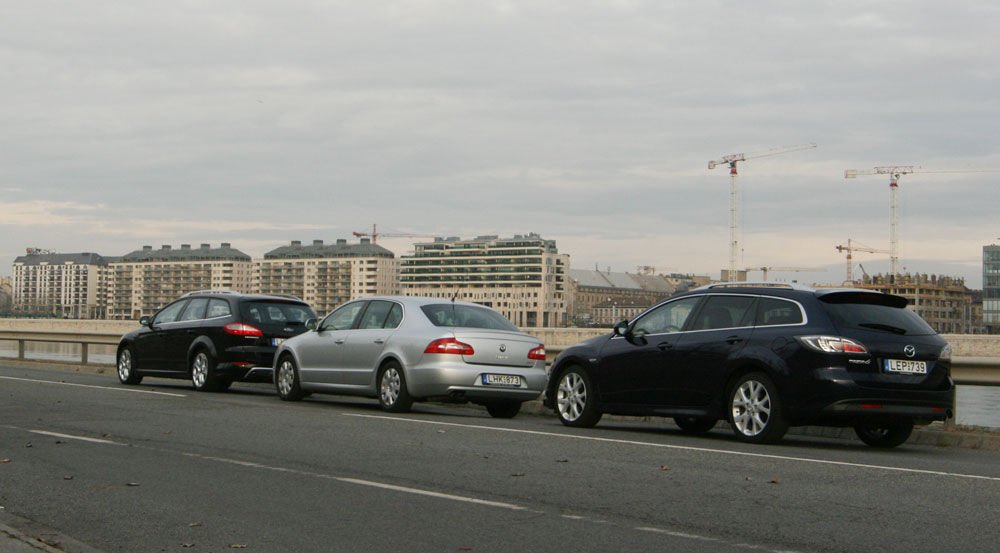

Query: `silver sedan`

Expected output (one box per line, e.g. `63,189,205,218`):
273,296,547,418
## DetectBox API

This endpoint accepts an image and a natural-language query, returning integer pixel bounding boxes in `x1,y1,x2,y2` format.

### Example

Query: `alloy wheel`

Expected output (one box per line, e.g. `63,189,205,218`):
380,366,402,406
731,379,772,437
192,352,209,389
557,372,587,422
118,349,132,381
277,359,296,397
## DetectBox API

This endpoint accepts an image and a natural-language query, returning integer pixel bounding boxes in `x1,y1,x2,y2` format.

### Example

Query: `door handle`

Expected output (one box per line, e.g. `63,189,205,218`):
725,336,744,345
657,342,673,351
373,339,385,344
334,339,346,344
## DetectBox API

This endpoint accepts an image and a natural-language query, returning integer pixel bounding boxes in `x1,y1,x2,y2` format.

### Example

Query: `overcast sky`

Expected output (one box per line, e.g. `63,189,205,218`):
2,1,998,288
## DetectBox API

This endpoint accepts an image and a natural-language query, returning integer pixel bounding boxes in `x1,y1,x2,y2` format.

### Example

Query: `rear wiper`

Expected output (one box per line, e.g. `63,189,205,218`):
858,323,907,335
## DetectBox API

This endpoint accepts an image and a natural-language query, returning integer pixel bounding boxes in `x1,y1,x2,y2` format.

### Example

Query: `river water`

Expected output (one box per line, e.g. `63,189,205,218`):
2,341,998,428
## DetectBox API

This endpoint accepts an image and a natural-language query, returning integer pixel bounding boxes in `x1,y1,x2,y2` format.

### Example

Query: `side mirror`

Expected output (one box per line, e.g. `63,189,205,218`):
305,318,318,331
612,319,630,337
139,315,152,327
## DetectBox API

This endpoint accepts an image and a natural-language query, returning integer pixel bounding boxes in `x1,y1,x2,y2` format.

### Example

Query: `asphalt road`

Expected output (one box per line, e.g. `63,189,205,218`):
2,363,999,553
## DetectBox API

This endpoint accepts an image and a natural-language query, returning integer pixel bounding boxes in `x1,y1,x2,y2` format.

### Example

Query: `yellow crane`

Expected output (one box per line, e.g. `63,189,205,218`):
747,266,823,282
709,143,817,282
835,239,890,284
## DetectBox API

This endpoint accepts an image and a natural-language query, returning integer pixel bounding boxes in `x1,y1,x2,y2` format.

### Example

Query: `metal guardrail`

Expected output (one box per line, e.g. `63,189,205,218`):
1,330,998,385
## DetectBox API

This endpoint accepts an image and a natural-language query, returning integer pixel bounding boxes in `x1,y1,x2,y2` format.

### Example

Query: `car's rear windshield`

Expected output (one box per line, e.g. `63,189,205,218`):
819,293,935,336
420,304,519,332
240,301,316,327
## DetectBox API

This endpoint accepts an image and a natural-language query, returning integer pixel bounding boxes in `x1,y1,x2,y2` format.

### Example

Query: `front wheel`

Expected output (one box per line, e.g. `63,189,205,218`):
554,367,602,428
484,400,522,419
854,420,914,448
117,346,143,385
378,362,413,413
275,355,305,401
729,372,788,444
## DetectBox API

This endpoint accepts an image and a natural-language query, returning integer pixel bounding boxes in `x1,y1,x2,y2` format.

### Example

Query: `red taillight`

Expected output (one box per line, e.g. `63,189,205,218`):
424,338,474,355
528,345,546,360
224,323,263,337
860,404,883,410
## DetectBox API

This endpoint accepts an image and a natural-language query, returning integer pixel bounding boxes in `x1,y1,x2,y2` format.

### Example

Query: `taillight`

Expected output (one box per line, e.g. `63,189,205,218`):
224,323,263,337
528,345,546,360
424,338,474,355
797,335,868,354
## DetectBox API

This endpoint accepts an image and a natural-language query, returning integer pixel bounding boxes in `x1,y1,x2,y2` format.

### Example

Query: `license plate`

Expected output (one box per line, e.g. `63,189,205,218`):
482,374,521,386
272,338,285,347
884,359,927,374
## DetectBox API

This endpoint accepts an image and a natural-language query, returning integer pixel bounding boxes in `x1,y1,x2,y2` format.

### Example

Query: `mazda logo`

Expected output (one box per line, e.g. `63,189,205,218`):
904,345,916,358
499,344,507,353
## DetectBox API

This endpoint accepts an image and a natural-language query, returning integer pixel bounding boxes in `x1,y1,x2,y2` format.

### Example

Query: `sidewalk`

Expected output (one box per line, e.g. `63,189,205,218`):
0,513,105,553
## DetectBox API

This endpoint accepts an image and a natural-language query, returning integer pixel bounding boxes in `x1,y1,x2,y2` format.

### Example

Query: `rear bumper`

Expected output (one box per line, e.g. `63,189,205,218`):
215,345,279,382
406,359,547,402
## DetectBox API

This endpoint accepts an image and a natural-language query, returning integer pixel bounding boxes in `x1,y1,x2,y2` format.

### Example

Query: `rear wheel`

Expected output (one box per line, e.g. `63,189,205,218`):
117,346,143,385
378,361,413,413
275,355,305,401
854,420,914,448
729,372,788,444
555,367,602,428
191,350,224,392
673,416,717,434
484,400,522,419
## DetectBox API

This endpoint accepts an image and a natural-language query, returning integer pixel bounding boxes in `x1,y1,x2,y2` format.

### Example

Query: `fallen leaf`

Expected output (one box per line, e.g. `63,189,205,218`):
229,544,248,549
1,459,11,464
25,443,32,448
555,459,569,463
63,475,74,480
770,478,780,485
437,430,446,434
510,473,525,477
659,465,671,472
126,482,140,487
745,477,753,481
181,544,194,548
458,548,473,552
188,522,203,527
55,440,64,445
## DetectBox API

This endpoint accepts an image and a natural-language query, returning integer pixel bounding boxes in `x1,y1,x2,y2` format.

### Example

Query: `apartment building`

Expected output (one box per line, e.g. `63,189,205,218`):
257,238,400,315
400,233,569,328
11,252,109,318
0,276,13,313
107,244,253,320
985,244,1000,334
858,273,975,334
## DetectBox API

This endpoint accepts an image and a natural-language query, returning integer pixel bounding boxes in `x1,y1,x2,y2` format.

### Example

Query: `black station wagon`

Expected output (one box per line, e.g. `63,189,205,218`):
545,283,954,447
116,291,316,391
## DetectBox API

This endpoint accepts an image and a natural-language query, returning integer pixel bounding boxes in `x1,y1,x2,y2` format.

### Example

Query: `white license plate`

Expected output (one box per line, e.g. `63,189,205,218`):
272,338,285,347
884,359,927,374
482,374,521,386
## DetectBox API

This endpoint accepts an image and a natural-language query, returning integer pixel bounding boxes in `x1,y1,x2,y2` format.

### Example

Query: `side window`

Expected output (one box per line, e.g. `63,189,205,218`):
756,298,804,326
207,299,232,318
383,303,403,329
178,298,209,322
632,297,701,337
690,296,757,331
359,301,394,330
321,302,365,331
153,300,188,325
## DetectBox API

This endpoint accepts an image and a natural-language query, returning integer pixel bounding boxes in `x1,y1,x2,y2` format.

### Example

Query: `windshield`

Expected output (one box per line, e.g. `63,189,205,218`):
420,304,519,332
240,301,316,327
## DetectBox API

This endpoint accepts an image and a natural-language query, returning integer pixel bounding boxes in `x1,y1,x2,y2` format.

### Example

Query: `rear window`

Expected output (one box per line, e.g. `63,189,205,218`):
420,304,519,332
820,294,935,336
240,301,316,327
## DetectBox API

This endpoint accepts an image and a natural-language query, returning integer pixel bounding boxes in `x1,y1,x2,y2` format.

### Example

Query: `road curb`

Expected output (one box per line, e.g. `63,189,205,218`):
0,512,107,553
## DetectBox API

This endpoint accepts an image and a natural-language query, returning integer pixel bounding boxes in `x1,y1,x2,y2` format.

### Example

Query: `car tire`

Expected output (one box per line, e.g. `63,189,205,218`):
554,366,603,428
191,349,223,392
674,416,717,434
854,420,914,448
484,400,522,419
378,361,413,413
117,345,143,385
729,372,788,444
275,355,305,401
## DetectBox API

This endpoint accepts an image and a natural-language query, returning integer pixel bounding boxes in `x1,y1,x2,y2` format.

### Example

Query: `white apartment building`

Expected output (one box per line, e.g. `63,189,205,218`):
400,233,569,328
257,238,400,315
107,244,253,320
11,252,108,318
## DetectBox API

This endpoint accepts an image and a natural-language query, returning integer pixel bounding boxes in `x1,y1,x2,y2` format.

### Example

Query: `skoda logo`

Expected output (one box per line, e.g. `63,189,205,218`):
904,345,917,358
499,344,507,353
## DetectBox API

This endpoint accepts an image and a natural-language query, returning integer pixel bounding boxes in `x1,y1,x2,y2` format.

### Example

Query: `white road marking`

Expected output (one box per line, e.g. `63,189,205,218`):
344,413,1000,483
28,430,125,445
637,527,803,553
0,375,187,397
179,451,527,511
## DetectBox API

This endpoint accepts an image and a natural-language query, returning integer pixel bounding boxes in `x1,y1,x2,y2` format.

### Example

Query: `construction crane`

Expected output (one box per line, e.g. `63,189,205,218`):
746,266,822,282
352,224,438,244
844,165,997,277
835,239,889,283
709,142,817,282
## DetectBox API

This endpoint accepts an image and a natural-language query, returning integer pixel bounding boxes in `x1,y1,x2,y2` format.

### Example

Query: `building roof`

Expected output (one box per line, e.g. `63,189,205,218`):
14,252,108,266
263,239,394,259
119,244,251,262
568,269,642,290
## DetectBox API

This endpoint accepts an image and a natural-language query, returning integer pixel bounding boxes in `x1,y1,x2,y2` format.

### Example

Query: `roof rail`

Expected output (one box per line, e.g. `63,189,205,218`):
181,289,241,297
693,281,815,292
267,293,305,301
